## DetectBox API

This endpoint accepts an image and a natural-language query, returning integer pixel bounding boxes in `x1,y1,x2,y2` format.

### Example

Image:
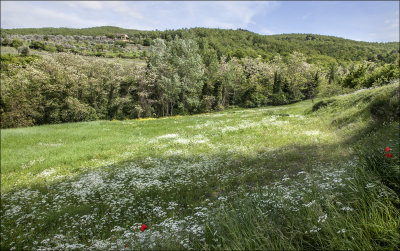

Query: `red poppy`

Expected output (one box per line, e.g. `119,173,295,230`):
141,224,147,232
385,153,394,158
384,147,392,152
124,243,129,248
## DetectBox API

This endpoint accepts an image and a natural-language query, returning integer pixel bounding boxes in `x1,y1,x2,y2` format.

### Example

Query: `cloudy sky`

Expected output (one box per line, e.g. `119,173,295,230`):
1,1,399,42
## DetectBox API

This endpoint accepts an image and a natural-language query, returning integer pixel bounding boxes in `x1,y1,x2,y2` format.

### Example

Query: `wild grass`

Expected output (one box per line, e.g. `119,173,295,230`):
1,83,399,250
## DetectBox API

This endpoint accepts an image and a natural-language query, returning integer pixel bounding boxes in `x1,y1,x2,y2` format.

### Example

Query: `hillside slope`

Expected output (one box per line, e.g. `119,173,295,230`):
2,26,399,63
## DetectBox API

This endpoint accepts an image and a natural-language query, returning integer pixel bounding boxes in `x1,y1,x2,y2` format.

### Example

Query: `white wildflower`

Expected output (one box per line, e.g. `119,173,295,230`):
337,229,346,234
317,214,328,223
158,133,179,139
304,200,316,207
341,206,354,211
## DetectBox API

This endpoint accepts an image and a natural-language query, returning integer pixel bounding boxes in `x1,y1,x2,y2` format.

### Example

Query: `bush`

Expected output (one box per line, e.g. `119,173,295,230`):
44,44,57,52
143,38,151,46
56,45,64,52
1,38,10,46
94,51,105,57
17,46,30,56
11,39,23,49
114,40,127,48
29,41,45,50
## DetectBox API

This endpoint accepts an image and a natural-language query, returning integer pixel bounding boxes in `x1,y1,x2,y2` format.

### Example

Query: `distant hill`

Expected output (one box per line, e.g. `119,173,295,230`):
2,26,399,63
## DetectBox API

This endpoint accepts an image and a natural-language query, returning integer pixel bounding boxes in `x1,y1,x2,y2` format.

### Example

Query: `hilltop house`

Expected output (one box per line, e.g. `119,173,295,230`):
115,34,129,41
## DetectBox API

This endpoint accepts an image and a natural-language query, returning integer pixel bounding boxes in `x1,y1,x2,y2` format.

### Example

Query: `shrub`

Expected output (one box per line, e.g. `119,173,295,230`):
143,38,151,46
17,46,30,56
94,51,105,57
11,39,23,49
56,45,64,52
44,44,57,52
29,41,45,50
114,40,127,48
1,38,10,46
106,33,115,39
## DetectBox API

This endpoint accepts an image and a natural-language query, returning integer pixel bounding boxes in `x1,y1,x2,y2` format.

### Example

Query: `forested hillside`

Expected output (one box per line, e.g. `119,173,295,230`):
1,27,399,128
2,26,399,62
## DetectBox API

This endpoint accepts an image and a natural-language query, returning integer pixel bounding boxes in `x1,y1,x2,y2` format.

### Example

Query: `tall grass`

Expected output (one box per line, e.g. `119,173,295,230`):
1,84,399,250
200,84,400,250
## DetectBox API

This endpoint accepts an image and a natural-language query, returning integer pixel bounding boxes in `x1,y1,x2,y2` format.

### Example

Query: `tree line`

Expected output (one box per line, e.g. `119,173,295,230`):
1,36,399,128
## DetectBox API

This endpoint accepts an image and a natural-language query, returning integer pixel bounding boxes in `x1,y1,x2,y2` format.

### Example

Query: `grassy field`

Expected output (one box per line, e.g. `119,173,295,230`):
1,83,399,250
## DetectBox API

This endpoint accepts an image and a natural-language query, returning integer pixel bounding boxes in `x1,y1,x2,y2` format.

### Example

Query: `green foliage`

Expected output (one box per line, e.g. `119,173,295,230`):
312,98,336,112
340,62,400,89
3,27,398,64
1,37,10,46
1,27,399,128
55,44,64,52
368,88,399,123
17,45,30,56
106,33,116,39
0,53,40,73
317,81,351,98
361,63,400,87
310,83,399,130
11,38,23,48
29,40,45,50
0,53,141,128
143,38,151,46
44,44,57,52
357,141,400,196
147,38,204,115
114,40,127,48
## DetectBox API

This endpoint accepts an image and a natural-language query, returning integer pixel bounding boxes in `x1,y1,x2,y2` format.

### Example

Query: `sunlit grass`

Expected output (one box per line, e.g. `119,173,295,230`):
1,99,338,193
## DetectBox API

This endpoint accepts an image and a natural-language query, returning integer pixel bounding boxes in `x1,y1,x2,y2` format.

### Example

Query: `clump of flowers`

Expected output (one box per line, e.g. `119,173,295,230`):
141,224,147,232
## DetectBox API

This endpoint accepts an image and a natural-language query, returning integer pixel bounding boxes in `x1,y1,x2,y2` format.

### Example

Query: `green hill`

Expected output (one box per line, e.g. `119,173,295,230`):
2,26,399,63
1,27,399,128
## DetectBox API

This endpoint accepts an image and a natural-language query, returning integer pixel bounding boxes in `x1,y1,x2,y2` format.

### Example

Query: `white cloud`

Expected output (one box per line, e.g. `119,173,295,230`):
179,1,277,29
260,28,274,35
1,1,104,28
64,1,104,10
374,17,399,41
1,1,277,31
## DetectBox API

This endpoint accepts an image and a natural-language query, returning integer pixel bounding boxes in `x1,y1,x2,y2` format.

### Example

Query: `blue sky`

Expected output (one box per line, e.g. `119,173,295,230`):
1,1,399,42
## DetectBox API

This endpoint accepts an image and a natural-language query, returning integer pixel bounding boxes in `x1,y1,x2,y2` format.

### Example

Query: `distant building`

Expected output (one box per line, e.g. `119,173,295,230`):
115,34,129,41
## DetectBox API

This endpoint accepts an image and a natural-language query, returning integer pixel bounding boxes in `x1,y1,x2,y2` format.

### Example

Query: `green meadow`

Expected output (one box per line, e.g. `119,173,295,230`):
1,83,399,250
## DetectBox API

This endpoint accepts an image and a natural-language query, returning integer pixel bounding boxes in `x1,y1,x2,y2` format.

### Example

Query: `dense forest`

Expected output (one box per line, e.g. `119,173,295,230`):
1,26,399,128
